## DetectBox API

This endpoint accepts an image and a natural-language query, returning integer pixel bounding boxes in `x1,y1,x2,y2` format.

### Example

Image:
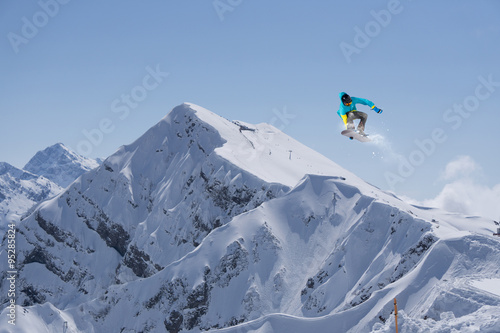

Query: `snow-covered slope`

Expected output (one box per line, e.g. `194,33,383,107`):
1,103,499,333
65,176,500,333
23,143,100,188
0,162,61,234
0,143,100,236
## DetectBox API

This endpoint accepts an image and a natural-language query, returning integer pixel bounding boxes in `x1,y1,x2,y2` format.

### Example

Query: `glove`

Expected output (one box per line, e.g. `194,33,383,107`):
373,106,383,114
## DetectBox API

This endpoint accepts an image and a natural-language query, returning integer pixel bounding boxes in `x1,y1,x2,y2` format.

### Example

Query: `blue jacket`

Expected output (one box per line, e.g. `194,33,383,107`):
337,92,375,125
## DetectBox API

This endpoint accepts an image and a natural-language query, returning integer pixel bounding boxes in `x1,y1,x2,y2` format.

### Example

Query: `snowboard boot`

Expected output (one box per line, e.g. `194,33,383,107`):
356,129,366,136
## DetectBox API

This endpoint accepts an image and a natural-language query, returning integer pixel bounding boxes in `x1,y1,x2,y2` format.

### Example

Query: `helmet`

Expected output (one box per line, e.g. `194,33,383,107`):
342,94,352,106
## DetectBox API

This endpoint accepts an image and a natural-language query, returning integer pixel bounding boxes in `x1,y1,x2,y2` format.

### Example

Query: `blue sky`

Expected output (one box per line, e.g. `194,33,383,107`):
1,1,499,218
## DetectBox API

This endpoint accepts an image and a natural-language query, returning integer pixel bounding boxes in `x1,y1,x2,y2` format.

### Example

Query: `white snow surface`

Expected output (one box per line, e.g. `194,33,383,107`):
0,143,99,236
470,278,500,297
0,103,499,333
188,103,349,187
0,162,62,235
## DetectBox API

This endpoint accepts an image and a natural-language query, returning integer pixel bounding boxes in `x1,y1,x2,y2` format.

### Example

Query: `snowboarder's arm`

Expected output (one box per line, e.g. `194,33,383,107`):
351,97,375,108
352,97,382,114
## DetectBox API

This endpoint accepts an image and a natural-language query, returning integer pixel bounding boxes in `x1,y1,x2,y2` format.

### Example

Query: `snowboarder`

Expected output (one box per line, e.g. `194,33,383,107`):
337,92,383,136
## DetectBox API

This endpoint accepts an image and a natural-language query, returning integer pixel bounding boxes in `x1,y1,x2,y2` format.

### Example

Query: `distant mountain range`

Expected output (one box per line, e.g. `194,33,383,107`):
24,143,101,188
0,104,499,333
0,144,100,234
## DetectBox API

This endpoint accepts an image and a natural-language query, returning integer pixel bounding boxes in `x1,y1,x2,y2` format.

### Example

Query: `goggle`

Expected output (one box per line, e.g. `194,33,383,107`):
344,101,352,106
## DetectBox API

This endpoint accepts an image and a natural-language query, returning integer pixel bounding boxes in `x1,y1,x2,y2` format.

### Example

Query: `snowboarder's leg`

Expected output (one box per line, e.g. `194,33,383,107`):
356,112,368,134
346,112,356,130
347,111,368,135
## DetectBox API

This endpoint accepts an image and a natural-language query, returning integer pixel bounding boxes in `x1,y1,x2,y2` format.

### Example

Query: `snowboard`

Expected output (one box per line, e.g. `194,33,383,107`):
341,129,371,142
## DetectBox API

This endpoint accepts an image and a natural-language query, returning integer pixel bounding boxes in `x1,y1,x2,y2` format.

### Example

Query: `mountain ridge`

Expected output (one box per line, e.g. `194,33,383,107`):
1,103,499,333
0,162,61,234
24,142,100,188
0,143,101,235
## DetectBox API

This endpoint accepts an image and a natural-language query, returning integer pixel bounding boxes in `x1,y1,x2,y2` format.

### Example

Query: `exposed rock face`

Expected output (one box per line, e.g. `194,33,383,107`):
1,103,499,333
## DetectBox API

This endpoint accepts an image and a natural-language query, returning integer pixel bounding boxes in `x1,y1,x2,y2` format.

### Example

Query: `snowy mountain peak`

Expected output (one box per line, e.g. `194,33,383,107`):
1,104,499,333
0,161,20,177
0,162,35,180
24,143,100,187
166,102,355,187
